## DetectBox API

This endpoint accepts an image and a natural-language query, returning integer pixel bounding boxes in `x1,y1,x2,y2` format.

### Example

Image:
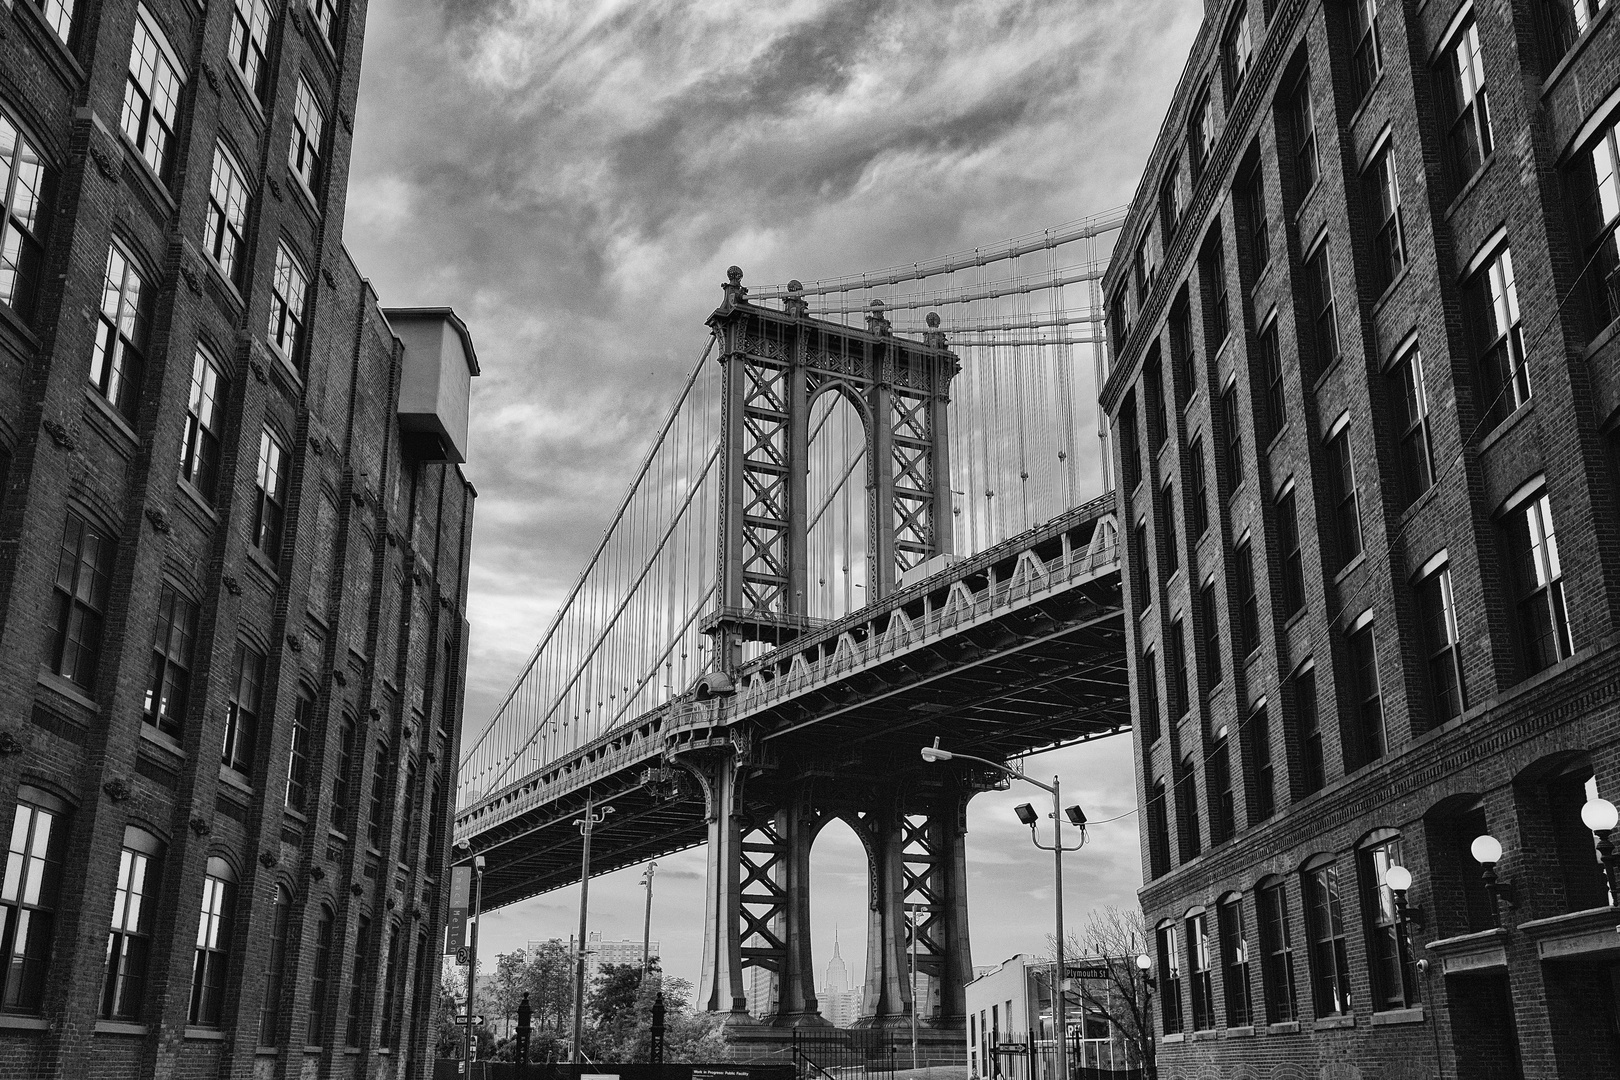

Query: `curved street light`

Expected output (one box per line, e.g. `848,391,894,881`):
921,739,1084,1080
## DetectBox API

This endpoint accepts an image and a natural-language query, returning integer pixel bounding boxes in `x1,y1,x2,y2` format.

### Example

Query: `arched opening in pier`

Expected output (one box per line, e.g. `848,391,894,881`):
809,817,871,1026
806,387,870,622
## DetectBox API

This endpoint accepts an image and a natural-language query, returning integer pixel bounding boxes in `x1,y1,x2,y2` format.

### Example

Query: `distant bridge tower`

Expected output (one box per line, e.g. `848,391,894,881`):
702,267,959,667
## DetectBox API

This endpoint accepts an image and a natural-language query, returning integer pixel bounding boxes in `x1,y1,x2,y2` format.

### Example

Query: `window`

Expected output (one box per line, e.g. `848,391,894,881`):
1248,703,1276,821
1348,616,1385,762
1157,923,1184,1034
1161,164,1183,240
1200,577,1223,687
1177,756,1202,863
143,584,198,739
378,926,400,1047
268,243,309,362
1189,436,1210,537
1277,486,1304,616
1324,420,1362,569
1203,230,1230,344
289,78,325,193
1541,0,1610,61
0,110,53,321
1188,912,1215,1029
252,426,290,561
1389,344,1434,508
1135,230,1160,306
1258,318,1284,441
397,761,418,865
1259,880,1298,1022
1148,780,1171,878
1305,859,1352,1016
1219,896,1252,1028
259,884,291,1045
90,244,150,420
101,830,161,1020
287,688,315,811
1,793,65,1014
1171,295,1195,402
346,915,369,1045
121,8,182,178
1303,239,1340,369
1417,562,1466,723
180,348,227,500
1168,618,1189,719
221,643,264,775
1132,519,1151,611
1568,112,1619,337
1160,481,1179,578
1365,142,1405,293
228,0,273,97
189,859,236,1025
1235,537,1260,657
1503,486,1573,674
1190,90,1215,181
311,0,341,44
1293,664,1325,794
1221,382,1243,490
28,0,74,42
1467,244,1530,428
427,781,444,874
333,714,356,830
1146,358,1168,450
44,511,114,689
1442,19,1493,189
1141,649,1162,745
1208,735,1235,844
204,142,250,281
1119,393,1141,491
369,742,393,849
1112,285,1133,352
1289,70,1319,195
1242,160,1270,275
1362,833,1418,1011
1347,0,1383,105
308,906,334,1044
1223,4,1253,96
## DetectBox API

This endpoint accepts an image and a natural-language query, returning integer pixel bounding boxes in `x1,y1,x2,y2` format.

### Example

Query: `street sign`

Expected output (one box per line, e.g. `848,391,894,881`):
455,946,470,966
456,1014,484,1026
1065,963,1113,980
446,866,472,955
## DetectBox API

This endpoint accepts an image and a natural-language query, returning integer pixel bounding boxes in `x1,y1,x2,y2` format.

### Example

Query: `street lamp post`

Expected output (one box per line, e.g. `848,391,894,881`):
571,794,614,1065
641,861,658,975
921,741,1085,1080
465,855,485,1077
1133,953,1155,1080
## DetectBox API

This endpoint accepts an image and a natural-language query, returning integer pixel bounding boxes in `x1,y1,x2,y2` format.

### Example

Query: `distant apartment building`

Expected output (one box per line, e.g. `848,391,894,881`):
0,0,478,1077
1102,0,1620,1072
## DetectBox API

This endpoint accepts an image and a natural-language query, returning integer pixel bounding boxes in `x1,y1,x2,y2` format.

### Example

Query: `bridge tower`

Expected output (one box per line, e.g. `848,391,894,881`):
690,271,974,1056
702,267,959,667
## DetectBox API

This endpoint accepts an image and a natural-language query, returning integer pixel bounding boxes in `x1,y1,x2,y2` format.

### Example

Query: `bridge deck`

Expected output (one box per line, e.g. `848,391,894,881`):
456,496,1126,910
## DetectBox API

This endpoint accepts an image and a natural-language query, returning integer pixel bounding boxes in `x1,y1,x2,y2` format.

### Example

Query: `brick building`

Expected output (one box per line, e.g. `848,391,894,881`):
0,0,477,1078
1099,0,1620,1073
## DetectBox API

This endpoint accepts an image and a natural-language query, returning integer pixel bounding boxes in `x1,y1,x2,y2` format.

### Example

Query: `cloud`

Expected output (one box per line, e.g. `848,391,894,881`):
347,0,1198,986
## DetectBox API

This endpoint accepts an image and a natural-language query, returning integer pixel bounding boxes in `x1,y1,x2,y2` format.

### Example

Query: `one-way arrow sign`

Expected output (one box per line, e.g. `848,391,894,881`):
456,1015,484,1027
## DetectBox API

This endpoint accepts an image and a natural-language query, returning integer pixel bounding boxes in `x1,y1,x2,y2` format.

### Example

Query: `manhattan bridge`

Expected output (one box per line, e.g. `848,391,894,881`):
453,207,1134,1056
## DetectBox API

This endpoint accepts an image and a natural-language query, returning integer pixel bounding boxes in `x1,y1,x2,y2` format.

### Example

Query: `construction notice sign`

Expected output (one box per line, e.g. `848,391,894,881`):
445,865,471,954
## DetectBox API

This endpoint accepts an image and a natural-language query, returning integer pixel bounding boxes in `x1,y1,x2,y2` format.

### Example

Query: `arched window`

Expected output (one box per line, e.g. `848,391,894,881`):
1155,919,1183,1034
189,856,238,1025
1302,854,1351,1017
332,712,357,832
1217,891,1251,1028
1359,829,1418,1011
397,759,418,864
346,914,370,1046
286,687,316,811
1185,906,1214,1030
1256,874,1297,1023
378,925,401,1048
102,826,164,1020
1,786,69,1013
259,883,292,1044
308,904,334,1045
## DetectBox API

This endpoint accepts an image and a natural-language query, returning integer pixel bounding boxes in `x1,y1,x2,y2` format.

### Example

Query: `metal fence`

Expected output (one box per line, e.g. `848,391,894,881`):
987,1033,1143,1080
790,1029,900,1080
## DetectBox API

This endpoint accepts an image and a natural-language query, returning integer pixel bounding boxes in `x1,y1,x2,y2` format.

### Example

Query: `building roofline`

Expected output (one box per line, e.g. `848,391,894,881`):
381,306,483,376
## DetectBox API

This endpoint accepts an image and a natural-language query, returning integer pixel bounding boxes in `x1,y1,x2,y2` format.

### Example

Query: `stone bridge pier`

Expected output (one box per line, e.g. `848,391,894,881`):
676,736,982,1059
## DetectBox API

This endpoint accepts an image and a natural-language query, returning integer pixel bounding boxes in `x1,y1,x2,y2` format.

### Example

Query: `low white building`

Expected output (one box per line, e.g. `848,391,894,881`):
964,954,1142,1080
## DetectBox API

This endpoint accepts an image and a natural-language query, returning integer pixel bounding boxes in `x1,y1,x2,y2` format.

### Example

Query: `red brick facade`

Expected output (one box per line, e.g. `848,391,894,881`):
0,1,476,1078
1101,0,1620,1074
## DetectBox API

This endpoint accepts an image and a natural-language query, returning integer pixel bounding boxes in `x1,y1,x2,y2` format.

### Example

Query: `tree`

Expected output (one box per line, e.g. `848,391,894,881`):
491,949,531,1037
1050,906,1155,1073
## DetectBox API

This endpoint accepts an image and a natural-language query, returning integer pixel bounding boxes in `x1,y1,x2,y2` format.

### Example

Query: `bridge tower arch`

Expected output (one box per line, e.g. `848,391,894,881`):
703,268,959,668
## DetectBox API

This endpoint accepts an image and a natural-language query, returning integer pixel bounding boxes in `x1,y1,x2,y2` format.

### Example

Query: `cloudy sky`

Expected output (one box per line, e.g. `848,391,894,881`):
345,0,1200,995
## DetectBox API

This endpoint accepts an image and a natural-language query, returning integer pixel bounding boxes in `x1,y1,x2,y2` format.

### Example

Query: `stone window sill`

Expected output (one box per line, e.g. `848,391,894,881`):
1476,397,1534,454
1267,1021,1299,1034
138,724,185,760
94,1020,148,1035
1541,2,1613,100
184,1026,225,1040
82,386,140,454
1160,1033,1184,1044
0,1014,49,1030
1331,550,1367,589
36,666,99,713
176,477,220,522
1371,1006,1425,1026
1314,1013,1355,1030
218,766,254,795
1224,1024,1255,1038
1443,155,1496,221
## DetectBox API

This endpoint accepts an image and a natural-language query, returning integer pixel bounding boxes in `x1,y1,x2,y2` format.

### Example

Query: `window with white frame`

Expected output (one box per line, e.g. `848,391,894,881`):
311,0,340,46
1346,611,1385,761
90,243,149,420
204,141,251,281
1442,18,1493,189
180,347,227,500
1304,856,1352,1016
1348,0,1382,105
1568,110,1620,338
1224,4,1253,97
251,426,289,560
142,584,197,739
120,7,183,178
1466,241,1529,428
1303,236,1339,369
1289,69,1319,194
0,109,54,322
1388,340,1434,508
1361,831,1419,1011
1324,415,1362,569
221,642,264,774
188,858,236,1025
1416,556,1466,723
228,0,273,98
288,77,325,194
1365,139,1404,292
1190,89,1216,181
267,242,308,362
1502,482,1573,675
27,0,76,43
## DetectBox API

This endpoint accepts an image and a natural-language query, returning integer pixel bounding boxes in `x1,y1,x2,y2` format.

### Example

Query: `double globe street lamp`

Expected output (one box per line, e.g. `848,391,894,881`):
921,740,1085,1080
